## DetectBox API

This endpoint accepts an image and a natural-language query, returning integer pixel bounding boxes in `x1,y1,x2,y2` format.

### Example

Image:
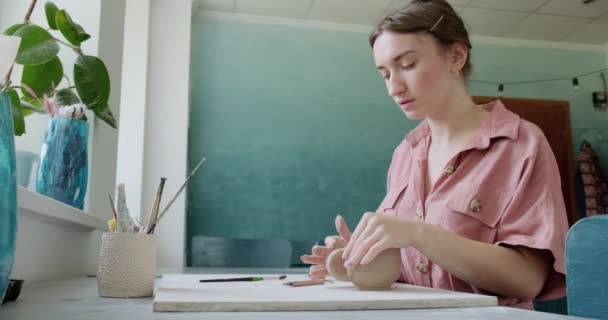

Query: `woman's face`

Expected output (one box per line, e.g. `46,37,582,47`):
372,31,461,120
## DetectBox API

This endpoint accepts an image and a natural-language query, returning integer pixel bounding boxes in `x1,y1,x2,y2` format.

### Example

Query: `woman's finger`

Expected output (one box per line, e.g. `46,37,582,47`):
326,236,347,249
342,212,373,260
335,214,353,242
301,254,325,265
360,238,392,266
349,215,380,259
308,265,328,279
324,236,339,248
312,245,332,256
345,227,383,268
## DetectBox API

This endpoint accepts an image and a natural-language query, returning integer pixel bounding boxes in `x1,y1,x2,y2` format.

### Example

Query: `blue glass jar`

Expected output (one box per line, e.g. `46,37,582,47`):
36,117,88,210
0,92,18,303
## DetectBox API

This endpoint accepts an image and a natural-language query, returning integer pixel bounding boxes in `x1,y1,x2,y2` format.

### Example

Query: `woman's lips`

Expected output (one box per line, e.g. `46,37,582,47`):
398,99,415,111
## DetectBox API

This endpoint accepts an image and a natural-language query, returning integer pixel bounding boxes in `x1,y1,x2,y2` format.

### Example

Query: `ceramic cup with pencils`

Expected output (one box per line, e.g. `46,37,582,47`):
97,156,207,298
97,232,157,298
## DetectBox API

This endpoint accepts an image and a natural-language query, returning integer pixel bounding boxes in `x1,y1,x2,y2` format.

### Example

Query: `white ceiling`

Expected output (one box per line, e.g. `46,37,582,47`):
194,0,608,45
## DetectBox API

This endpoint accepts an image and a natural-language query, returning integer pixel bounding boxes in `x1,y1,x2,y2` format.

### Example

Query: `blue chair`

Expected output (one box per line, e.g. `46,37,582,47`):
566,215,608,319
191,236,292,268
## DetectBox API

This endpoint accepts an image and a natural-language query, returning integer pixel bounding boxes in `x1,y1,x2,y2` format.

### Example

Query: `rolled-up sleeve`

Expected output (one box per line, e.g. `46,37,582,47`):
495,134,568,300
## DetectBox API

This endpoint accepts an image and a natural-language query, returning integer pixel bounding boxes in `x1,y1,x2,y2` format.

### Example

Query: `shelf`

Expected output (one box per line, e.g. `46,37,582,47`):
17,186,108,231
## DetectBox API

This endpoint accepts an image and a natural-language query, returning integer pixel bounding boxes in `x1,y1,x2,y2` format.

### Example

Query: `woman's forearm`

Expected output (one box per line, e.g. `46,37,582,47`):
411,222,550,301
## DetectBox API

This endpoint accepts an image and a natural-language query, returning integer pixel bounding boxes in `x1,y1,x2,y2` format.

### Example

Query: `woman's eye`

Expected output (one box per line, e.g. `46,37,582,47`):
402,63,416,70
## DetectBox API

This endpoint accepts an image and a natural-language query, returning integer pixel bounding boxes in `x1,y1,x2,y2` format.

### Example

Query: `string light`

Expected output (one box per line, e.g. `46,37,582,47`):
498,83,504,97
572,77,579,90
470,67,608,89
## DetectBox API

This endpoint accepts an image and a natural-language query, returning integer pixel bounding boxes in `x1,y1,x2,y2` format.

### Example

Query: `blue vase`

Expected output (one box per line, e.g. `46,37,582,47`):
36,117,88,210
0,92,18,304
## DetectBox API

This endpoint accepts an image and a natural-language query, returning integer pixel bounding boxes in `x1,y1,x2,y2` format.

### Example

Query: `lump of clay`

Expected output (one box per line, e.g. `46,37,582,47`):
326,248,401,290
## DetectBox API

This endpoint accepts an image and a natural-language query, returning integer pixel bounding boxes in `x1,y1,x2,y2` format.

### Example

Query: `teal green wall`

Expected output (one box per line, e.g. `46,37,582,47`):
187,16,608,266
469,43,608,160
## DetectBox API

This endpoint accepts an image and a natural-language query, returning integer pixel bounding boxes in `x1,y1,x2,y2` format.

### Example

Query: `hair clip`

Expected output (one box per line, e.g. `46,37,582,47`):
430,14,445,32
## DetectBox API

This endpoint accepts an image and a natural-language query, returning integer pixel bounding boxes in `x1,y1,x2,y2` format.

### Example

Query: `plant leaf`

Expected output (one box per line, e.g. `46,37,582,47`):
21,56,63,98
12,102,25,136
22,95,43,110
12,102,26,135
6,88,43,117
94,106,116,128
74,24,90,42
74,55,110,112
5,88,20,111
19,100,44,116
12,24,59,65
55,88,80,106
56,9,90,46
6,89,25,135
3,23,25,36
45,2,60,30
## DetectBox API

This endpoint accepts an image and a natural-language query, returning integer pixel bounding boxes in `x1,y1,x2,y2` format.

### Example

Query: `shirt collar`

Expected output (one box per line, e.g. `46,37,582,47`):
405,99,520,150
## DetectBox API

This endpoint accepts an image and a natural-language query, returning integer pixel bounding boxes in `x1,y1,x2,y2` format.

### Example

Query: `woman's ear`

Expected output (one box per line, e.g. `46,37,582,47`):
448,42,468,75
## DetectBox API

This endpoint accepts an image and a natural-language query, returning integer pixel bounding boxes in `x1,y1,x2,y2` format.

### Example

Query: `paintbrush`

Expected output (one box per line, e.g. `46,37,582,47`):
108,194,118,222
147,156,206,234
143,177,167,234
199,275,287,283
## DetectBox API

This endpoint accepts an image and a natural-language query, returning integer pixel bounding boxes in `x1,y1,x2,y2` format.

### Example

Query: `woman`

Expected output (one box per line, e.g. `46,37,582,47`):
301,0,568,309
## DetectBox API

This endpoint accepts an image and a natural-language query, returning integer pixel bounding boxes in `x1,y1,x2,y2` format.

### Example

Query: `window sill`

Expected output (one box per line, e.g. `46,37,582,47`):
17,186,108,231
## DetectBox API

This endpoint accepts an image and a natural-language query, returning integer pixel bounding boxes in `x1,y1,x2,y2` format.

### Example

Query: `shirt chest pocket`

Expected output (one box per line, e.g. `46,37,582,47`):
377,181,414,215
443,183,513,237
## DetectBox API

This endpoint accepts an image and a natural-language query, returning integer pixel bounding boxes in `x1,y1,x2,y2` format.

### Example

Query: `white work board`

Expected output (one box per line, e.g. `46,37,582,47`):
154,274,498,312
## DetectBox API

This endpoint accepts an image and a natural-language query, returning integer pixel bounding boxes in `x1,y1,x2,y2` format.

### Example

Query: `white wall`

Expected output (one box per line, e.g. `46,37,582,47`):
146,0,191,270
115,0,149,228
12,207,105,281
117,0,192,269
88,0,125,222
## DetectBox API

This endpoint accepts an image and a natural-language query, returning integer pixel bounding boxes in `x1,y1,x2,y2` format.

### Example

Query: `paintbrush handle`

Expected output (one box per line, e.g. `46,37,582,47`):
157,157,206,222
146,157,206,234
144,177,166,233
199,277,262,282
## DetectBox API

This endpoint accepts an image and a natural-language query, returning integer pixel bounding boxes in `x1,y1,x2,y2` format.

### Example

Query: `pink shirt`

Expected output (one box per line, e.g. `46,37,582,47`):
376,100,568,309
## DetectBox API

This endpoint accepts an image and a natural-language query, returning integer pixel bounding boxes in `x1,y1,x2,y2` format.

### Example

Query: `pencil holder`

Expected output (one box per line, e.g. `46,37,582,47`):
97,232,156,298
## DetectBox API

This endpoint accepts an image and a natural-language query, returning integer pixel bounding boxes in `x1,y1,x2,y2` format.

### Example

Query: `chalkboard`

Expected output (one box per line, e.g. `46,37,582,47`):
186,17,416,266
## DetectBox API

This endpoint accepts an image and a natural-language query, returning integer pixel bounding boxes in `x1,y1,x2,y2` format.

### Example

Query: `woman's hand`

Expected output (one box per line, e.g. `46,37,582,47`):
300,215,352,279
341,212,420,269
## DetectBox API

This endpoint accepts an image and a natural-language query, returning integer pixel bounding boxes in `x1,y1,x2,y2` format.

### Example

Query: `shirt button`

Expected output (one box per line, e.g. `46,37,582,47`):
416,260,428,273
470,199,482,212
444,165,455,175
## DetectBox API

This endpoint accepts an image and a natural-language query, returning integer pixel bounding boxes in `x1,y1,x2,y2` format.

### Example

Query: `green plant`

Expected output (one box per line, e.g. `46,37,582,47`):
0,0,116,136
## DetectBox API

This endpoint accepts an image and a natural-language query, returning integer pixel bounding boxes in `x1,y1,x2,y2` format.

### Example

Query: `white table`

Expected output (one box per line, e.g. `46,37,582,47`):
0,268,590,320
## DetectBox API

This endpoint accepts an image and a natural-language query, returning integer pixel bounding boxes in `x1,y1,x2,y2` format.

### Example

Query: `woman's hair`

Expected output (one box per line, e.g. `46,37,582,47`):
369,0,472,78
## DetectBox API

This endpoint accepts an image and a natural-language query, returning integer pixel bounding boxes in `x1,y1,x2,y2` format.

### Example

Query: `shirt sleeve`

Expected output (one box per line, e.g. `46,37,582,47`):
495,133,569,301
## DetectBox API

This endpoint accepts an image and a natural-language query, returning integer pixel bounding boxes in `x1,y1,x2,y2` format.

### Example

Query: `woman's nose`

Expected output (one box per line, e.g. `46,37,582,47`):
387,75,406,97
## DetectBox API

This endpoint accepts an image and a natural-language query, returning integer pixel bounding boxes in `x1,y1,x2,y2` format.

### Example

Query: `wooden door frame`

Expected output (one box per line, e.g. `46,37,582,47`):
473,96,578,226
